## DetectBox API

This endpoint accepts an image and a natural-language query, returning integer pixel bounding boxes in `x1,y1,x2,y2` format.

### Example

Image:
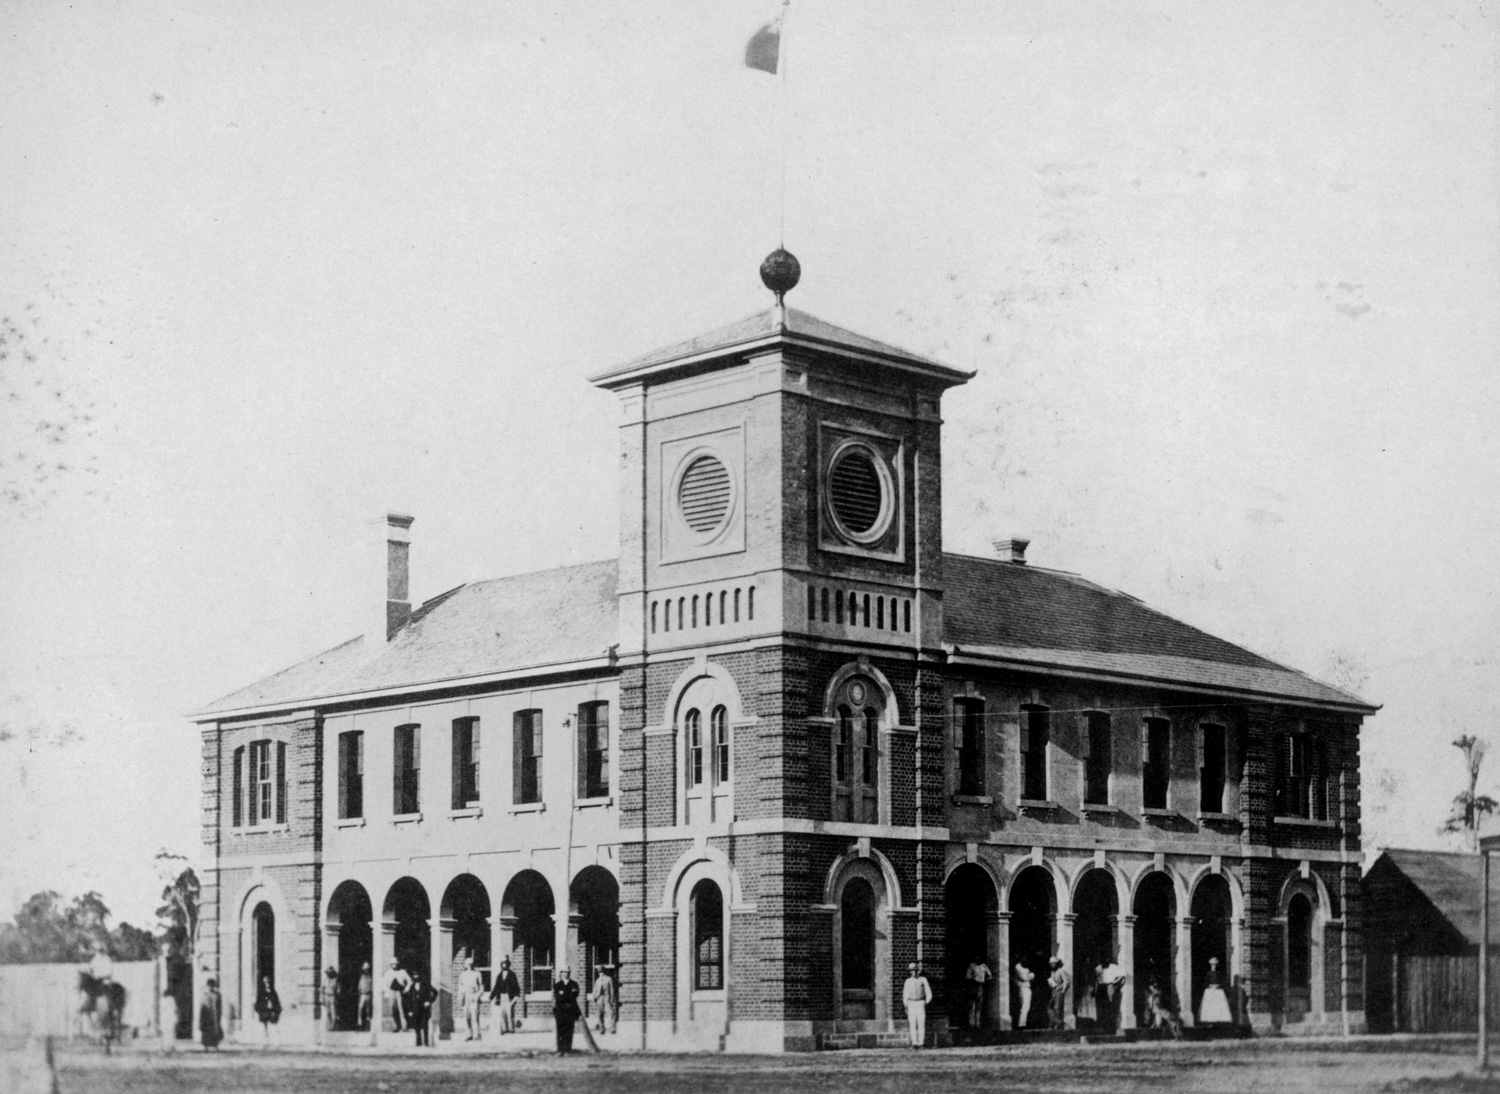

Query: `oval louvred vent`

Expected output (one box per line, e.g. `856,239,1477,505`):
829,449,885,535
679,455,731,533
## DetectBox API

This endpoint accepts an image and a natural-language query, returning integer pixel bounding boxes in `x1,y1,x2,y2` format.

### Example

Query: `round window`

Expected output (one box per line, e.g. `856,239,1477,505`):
678,455,732,535
827,444,892,543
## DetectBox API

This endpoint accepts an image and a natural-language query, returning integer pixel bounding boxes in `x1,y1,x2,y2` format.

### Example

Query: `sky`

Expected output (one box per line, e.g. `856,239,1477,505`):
0,0,1496,927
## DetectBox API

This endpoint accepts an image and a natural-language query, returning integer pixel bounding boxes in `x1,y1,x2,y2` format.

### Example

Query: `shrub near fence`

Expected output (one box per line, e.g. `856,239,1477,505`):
1396,954,1500,1033
0,962,158,1039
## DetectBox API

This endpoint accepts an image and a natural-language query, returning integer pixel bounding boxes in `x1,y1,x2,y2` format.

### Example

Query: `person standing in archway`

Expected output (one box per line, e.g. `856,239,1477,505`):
965,955,992,1029
591,964,618,1035
1012,957,1035,1029
385,959,413,1032
1098,954,1127,1033
321,966,339,1031
356,962,373,1031
253,975,281,1046
491,956,521,1034
457,956,485,1041
1047,957,1071,1029
902,962,932,1048
552,967,581,1055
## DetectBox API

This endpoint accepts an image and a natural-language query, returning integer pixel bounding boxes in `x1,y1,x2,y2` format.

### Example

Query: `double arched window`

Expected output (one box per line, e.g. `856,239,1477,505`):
679,673,735,825
831,676,882,823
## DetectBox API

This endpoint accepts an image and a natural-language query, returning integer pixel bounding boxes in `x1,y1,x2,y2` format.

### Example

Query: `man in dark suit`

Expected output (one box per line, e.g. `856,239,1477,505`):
552,966,581,1055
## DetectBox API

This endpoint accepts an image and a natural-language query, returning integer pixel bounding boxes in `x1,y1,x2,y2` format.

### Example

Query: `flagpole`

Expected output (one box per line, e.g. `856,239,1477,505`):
778,0,791,248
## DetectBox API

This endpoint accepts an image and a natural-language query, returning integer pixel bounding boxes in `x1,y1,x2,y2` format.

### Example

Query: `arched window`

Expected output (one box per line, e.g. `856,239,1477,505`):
686,709,704,788
252,902,275,994
711,706,730,784
692,880,724,990
831,676,882,823
1287,893,1313,991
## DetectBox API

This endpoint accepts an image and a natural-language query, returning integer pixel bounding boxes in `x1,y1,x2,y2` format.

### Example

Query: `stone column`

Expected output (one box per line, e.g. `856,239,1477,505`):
1175,916,1195,1026
985,910,1004,1029
435,916,455,1038
1115,914,1137,1030
568,911,585,1021
374,920,394,1040
1056,913,1077,1028
995,911,1013,1030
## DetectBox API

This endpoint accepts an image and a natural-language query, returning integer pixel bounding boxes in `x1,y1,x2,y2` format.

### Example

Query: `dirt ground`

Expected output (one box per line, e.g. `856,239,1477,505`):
49,1037,1500,1094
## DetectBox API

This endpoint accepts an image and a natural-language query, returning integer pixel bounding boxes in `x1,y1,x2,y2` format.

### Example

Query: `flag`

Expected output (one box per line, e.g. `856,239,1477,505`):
745,20,781,75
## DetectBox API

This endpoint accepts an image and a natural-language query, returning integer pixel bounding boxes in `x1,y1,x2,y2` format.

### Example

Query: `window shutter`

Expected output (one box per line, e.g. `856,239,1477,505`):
337,735,349,820
276,741,287,825
393,729,402,815
247,744,259,824
1196,726,1206,769
577,709,589,798
513,716,525,805
452,722,464,810
1079,715,1091,759
232,746,244,827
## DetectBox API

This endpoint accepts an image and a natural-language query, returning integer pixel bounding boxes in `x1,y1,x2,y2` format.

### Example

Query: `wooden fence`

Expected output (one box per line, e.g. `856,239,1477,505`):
1393,954,1500,1033
0,961,159,1039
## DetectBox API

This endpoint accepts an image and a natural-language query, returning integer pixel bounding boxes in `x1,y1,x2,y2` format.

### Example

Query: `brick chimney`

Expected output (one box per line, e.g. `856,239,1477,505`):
994,536,1030,565
367,513,414,644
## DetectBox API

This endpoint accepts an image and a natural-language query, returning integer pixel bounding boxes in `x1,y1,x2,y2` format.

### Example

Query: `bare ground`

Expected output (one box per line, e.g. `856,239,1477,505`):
49,1037,1500,1094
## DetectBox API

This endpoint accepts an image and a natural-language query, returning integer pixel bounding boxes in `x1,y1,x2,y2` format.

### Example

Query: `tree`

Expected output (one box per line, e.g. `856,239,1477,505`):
0,890,156,963
155,852,200,1039
1442,735,1498,852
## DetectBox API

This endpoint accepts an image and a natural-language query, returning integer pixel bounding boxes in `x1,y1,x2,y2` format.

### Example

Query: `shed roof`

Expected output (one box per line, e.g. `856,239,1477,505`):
1367,849,1487,948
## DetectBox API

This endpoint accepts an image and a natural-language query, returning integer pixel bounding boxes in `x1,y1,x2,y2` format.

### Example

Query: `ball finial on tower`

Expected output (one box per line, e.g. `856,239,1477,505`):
759,248,801,302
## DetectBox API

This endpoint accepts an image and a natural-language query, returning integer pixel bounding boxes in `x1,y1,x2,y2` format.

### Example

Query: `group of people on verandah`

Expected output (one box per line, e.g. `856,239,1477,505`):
307,952,619,1054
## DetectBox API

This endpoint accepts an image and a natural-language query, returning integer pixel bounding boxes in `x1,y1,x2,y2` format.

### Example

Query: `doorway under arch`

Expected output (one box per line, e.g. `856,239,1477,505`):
502,870,555,1001
327,881,372,1030
1191,874,1233,1021
1008,866,1056,1029
570,866,620,1002
945,864,998,1029
1133,872,1177,1025
1072,869,1118,1029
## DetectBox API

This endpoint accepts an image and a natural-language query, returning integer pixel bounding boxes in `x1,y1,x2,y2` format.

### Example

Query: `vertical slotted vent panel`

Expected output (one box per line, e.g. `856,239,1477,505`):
829,451,884,534
679,456,731,533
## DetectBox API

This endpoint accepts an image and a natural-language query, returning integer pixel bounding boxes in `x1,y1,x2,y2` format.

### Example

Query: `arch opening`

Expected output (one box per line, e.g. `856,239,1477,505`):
327,881,373,1030
1072,869,1118,1029
840,876,876,1017
571,866,620,999
502,870,555,997
1191,875,1233,1021
251,902,275,1002
382,877,431,993
1008,866,1056,1029
1133,872,1177,1025
944,864,998,1030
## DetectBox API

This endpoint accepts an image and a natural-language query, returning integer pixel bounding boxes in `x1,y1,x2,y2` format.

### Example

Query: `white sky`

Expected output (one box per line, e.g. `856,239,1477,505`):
1,1,1496,926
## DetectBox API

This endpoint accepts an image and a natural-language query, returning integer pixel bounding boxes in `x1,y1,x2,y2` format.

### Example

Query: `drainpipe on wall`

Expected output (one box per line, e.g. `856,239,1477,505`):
912,447,925,991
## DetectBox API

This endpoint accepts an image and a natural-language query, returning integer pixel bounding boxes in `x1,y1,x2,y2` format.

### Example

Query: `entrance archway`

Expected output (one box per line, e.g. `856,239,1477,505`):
439,874,491,1036
1072,869,1118,1029
1008,866,1055,1029
502,871,555,1001
570,866,620,1005
1191,874,1232,1021
327,881,372,1030
945,864,998,1029
1287,892,1314,1019
382,877,431,1000
251,902,275,1000
1133,872,1176,1025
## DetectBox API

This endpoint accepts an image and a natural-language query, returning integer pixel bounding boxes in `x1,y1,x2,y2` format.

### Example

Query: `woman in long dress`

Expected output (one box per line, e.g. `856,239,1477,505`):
199,979,223,1050
1198,957,1234,1024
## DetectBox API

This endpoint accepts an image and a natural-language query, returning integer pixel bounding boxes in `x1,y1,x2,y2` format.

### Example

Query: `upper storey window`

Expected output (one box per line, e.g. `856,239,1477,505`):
393,724,420,816
514,710,543,805
232,738,286,828
832,676,881,823
1020,705,1049,802
1199,723,1227,814
954,698,985,796
452,717,480,809
1142,718,1171,810
1083,711,1111,806
338,730,363,820
1277,730,1332,820
578,702,610,799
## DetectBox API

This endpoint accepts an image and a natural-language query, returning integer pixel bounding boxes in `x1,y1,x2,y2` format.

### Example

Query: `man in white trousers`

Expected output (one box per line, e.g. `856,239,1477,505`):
902,962,933,1049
